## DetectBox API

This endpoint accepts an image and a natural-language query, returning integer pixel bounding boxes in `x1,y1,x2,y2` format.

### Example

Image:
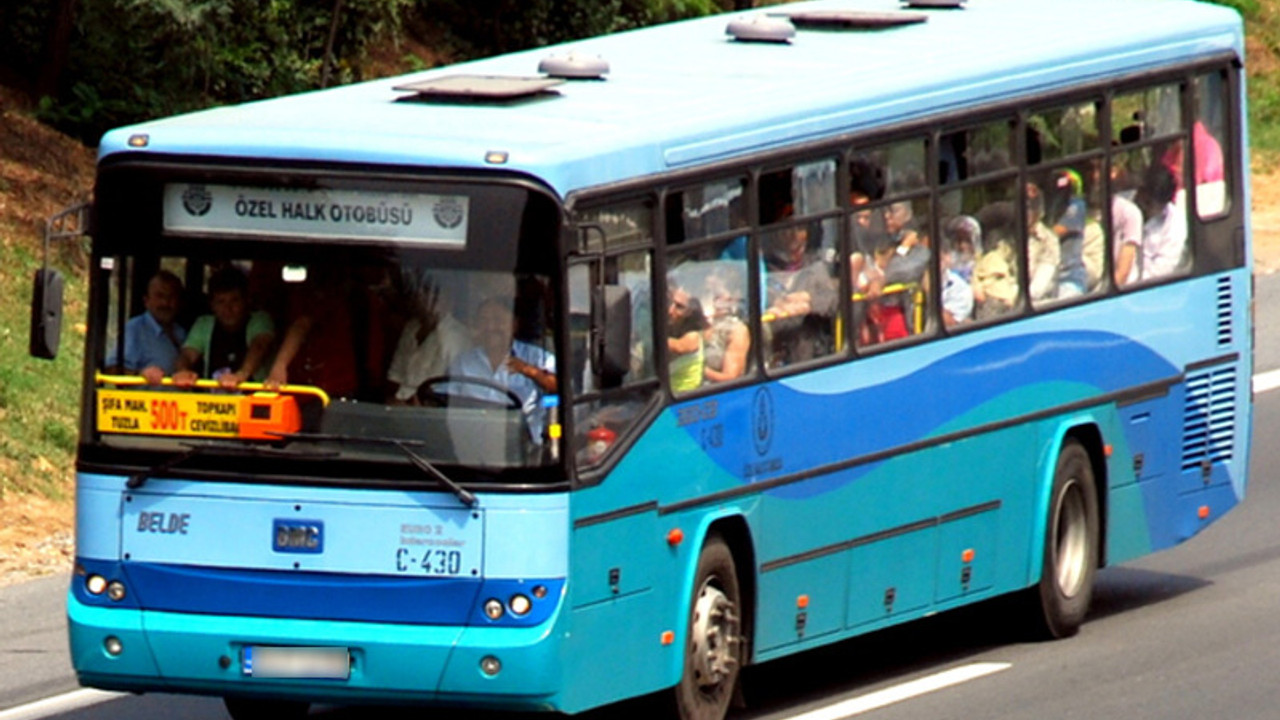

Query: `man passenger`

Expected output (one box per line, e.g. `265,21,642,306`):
107,270,186,385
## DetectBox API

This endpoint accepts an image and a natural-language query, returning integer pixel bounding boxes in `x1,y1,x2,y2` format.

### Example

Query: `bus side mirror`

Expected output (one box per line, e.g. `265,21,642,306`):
593,284,632,385
29,267,64,360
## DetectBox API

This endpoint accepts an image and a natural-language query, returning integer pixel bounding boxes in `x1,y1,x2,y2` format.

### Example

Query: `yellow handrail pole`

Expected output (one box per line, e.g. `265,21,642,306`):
95,373,331,407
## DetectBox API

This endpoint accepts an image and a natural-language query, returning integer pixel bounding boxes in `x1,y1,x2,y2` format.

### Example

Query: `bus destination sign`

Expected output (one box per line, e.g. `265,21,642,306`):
97,389,302,440
163,184,469,247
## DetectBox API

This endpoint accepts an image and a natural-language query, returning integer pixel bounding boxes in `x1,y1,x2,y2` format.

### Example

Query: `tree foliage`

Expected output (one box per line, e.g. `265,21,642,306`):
0,0,749,144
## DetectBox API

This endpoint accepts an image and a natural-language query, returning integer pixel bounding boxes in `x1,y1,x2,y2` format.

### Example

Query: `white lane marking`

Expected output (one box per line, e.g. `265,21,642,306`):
1254,369,1280,395
785,662,1011,720
0,689,125,720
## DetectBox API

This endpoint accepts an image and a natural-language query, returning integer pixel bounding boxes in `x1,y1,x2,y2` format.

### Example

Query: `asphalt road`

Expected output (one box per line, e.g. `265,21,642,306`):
6,274,1280,720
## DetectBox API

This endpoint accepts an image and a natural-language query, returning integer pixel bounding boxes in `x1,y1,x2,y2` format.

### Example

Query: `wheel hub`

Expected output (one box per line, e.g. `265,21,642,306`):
1055,479,1088,598
690,581,740,689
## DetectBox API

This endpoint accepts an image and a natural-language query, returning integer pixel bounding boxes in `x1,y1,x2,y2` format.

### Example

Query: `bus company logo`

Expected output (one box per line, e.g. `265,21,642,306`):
181,185,213,217
752,386,774,456
432,198,464,229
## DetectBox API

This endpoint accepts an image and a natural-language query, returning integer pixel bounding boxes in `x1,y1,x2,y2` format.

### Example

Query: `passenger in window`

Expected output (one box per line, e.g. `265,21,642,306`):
702,269,750,384
971,234,1019,321
106,270,187,385
1025,182,1060,303
861,241,908,344
264,268,359,399
881,201,931,334
943,216,981,283
1137,163,1187,280
940,220,976,327
385,276,471,404
1110,164,1145,287
666,282,708,393
173,267,275,388
1046,170,1089,299
762,218,837,364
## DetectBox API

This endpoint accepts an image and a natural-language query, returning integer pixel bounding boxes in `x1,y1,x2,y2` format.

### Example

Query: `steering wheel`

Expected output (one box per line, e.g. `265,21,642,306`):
417,375,524,410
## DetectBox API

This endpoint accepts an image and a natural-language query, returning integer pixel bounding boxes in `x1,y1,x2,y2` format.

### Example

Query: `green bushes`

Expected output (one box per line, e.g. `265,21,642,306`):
1,0,748,145
4,0,412,143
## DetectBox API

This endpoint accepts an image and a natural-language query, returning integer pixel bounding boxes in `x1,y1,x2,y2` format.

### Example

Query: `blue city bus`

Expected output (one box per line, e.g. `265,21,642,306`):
31,1,1251,718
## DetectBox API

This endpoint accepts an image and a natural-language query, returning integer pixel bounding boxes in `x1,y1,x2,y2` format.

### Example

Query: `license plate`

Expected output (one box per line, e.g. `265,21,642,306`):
242,646,350,679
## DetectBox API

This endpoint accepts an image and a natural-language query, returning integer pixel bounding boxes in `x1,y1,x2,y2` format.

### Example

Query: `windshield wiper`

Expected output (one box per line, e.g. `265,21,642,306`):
126,441,339,489
127,443,208,489
272,432,477,508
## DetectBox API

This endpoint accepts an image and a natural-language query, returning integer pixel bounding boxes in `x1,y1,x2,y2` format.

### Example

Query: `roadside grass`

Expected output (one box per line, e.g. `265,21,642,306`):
0,218,86,499
1211,0,1280,167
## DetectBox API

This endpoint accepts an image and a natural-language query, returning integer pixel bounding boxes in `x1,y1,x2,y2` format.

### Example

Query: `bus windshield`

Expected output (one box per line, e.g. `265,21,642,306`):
85,177,564,484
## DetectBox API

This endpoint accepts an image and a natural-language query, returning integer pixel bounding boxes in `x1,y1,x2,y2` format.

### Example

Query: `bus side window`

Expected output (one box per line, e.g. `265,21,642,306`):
850,138,932,348
942,178,1022,323
758,159,841,369
1112,83,1192,283
666,178,756,390
1026,101,1105,299
1192,71,1231,219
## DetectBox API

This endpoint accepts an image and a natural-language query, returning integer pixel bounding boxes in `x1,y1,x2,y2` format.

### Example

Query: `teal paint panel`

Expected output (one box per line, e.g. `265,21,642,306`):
570,510,659,608
560,589,672,713
935,509,1000,603
756,553,847,653
846,528,936,628
1105,482,1154,565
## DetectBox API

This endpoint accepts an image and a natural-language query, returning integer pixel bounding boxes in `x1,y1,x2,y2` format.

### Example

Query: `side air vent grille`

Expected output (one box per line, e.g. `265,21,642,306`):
1216,275,1233,347
1181,366,1236,470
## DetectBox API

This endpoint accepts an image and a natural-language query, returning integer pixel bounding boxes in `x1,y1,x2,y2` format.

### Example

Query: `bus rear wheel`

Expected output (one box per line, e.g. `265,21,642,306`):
1029,438,1100,639
222,696,309,720
670,534,743,720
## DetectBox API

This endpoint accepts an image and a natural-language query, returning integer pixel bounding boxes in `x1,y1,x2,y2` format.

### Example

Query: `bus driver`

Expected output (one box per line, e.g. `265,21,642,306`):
446,296,557,440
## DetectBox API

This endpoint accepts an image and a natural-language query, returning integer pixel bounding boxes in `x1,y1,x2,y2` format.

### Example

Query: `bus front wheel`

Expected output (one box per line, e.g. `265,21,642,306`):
670,534,743,720
1029,438,1100,639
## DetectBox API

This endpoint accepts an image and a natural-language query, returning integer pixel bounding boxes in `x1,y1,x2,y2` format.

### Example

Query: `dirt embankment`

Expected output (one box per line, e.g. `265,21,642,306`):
0,87,93,585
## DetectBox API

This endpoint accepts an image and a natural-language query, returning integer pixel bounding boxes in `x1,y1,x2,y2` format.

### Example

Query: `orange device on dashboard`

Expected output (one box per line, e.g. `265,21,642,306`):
237,393,302,440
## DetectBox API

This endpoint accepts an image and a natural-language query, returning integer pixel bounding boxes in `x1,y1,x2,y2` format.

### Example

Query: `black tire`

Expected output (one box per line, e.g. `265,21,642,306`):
222,696,310,720
669,534,743,720
1028,439,1100,639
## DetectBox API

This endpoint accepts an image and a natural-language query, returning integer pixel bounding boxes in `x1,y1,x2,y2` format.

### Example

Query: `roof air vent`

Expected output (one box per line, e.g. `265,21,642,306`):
903,0,965,8
392,75,564,104
539,52,610,80
786,10,928,29
726,15,796,43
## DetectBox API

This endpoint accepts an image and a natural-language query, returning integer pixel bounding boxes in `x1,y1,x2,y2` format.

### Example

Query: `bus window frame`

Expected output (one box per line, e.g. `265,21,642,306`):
560,53,1245,445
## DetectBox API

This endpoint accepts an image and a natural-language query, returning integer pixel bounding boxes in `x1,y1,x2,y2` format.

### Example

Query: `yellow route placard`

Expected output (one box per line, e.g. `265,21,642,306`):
97,390,242,437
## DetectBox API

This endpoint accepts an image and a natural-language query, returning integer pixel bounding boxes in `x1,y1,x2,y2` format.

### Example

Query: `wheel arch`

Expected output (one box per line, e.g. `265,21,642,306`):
703,515,757,665
1064,423,1109,569
1031,418,1109,584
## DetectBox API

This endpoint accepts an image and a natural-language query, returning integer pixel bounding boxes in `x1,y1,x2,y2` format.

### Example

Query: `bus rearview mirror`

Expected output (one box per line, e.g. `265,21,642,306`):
594,284,632,384
29,267,64,360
